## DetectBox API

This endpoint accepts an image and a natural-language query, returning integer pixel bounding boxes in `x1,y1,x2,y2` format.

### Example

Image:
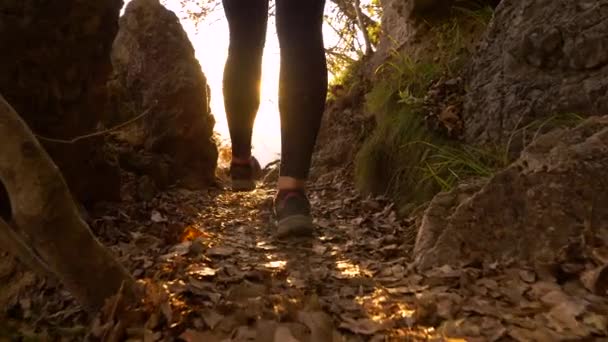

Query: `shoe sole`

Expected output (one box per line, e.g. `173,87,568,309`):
276,215,314,239
231,179,256,192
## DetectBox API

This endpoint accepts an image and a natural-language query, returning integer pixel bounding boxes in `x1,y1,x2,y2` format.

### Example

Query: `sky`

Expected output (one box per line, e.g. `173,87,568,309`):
122,0,347,167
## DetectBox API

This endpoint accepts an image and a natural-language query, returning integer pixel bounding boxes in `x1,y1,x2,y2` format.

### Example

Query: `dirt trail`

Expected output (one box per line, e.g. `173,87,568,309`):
114,177,423,340
2,174,608,341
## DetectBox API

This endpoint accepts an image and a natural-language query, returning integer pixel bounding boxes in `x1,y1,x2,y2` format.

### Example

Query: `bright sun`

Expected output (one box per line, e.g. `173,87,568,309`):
123,1,341,167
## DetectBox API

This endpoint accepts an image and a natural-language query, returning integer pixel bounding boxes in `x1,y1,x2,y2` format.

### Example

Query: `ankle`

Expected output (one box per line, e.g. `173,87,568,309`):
231,155,252,165
277,176,306,191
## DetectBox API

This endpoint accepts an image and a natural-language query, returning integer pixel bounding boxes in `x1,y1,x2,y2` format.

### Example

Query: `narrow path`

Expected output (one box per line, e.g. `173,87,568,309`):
90,173,608,341
110,178,424,340
3,174,607,341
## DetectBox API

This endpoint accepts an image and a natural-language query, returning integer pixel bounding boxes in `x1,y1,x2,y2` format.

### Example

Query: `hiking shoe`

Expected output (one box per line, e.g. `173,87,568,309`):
274,189,314,238
230,156,262,191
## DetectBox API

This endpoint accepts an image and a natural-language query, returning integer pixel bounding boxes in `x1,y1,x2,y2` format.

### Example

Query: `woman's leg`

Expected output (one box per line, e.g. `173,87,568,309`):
275,0,328,184
274,0,327,238
222,0,269,161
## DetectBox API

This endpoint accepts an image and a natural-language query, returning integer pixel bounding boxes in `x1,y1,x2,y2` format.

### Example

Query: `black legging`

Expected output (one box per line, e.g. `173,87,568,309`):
222,0,328,180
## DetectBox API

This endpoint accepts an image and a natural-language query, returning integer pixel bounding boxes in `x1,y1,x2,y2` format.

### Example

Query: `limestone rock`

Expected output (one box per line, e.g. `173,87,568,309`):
464,0,608,146
0,0,123,203
414,116,608,270
112,0,218,189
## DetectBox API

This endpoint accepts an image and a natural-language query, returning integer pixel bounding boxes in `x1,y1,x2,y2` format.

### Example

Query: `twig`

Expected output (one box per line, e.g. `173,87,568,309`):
35,106,154,145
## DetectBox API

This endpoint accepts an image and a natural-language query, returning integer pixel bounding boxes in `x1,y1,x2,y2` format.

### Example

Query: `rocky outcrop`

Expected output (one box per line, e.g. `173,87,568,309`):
367,0,496,76
464,0,608,146
0,0,123,203
414,116,608,270
367,0,435,74
112,0,218,189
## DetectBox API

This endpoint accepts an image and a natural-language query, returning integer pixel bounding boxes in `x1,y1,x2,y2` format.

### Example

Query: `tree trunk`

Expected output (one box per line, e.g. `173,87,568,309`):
0,94,137,311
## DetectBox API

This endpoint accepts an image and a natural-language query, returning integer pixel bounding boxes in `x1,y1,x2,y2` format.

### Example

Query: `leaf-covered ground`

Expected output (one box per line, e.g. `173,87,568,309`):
1,171,607,341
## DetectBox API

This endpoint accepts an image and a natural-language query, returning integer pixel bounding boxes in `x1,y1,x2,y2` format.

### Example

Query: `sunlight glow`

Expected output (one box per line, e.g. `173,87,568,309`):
335,259,374,278
122,0,344,167
355,288,416,323
264,260,287,269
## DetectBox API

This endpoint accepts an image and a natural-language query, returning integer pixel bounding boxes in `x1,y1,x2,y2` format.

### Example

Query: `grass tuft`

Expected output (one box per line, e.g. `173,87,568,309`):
355,6,499,210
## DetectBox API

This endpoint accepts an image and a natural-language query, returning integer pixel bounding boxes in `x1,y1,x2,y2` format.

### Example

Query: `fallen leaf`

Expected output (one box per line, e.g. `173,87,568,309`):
227,281,266,301
298,311,335,342
546,300,587,333
580,264,608,295
274,326,300,342
232,326,257,340
159,241,192,259
339,317,383,335
160,301,173,324
540,290,569,307
386,285,428,295
207,246,236,257
312,244,328,255
187,265,218,278
150,210,167,223
201,309,224,330
582,312,608,334
179,329,221,342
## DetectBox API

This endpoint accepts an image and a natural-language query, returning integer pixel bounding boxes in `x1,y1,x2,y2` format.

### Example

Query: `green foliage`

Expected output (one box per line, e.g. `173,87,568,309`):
416,142,503,192
356,50,446,204
355,9,499,209
367,50,440,114
355,104,445,204
419,112,586,193
330,57,365,90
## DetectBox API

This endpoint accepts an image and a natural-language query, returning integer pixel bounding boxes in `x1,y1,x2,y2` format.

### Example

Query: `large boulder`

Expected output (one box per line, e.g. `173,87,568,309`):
464,0,608,146
0,0,123,203
112,0,218,189
414,116,608,270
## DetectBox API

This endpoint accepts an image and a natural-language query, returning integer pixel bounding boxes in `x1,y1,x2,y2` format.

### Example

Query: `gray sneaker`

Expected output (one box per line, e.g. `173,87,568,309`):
229,157,262,191
273,189,314,238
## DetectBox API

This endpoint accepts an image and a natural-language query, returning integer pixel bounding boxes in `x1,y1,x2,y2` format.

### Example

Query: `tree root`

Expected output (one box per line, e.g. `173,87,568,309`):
0,94,137,311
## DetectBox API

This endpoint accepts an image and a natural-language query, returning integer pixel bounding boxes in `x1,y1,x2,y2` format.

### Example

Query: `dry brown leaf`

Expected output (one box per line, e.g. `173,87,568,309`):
540,290,569,307
233,326,257,340
519,270,536,283
580,264,608,295
385,285,428,295
582,312,608,334
201,309,224,330
298,311,335,342
160,301,173,324
546,300,587,333
179,329,222,342
339,317,383,335
227,281,266,301
160,241,192,260
312,244,328,255
187,265,218,278
207,246,236,257
274,326,300,342
150,210,167,223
